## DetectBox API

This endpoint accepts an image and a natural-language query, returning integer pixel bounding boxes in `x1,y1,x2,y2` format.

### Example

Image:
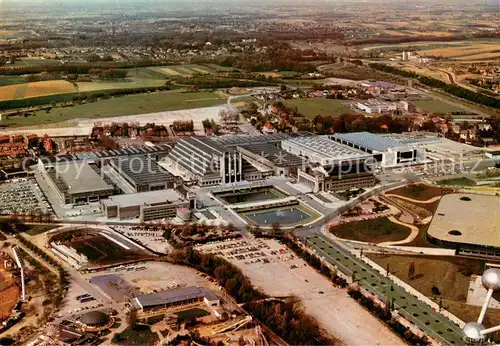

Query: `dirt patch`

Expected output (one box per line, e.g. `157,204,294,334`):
0,256,20,321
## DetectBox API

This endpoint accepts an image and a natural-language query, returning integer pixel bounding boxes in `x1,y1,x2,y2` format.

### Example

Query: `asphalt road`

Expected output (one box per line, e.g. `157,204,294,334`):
302,234,464,346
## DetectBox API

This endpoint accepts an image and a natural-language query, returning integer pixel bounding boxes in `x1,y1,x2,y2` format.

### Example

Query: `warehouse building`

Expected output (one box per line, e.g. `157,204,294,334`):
331,132,425,167
106,156,178,192
355,100,408,114
167,137,243,186
38,160,117,204
99,189,189,221
131,286,219,317
281,136,376,192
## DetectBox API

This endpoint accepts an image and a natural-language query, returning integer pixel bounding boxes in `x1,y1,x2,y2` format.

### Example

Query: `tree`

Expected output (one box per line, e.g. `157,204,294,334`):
408,262,415,280
271,222,281,235
128,310,138,326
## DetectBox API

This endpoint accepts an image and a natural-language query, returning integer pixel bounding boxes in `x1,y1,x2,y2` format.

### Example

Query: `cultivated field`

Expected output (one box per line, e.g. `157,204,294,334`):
0,80,77,101
2,91,226,128
284,99,354,118
418,42,500,59
149,64,216,77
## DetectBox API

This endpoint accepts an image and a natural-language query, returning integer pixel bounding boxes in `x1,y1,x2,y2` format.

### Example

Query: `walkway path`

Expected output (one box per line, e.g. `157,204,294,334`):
379,216,420,246
384,194,442,204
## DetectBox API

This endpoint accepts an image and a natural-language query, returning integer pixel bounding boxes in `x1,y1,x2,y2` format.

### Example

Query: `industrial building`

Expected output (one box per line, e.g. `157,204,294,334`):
131,286,219,316
355,100,409,114
167,137,243,186
106,156,178,192
37,160,117,204
99,189,189,221
282,136,377,192
331,132,425,167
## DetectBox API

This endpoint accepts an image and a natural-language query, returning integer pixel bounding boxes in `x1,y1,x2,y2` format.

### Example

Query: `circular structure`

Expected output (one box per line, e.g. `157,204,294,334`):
462,322,486,345
481,268,500,291
79,311,109,327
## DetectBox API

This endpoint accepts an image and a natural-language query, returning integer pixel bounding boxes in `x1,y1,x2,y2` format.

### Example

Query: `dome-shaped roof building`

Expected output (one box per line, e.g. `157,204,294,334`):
79,311,109,327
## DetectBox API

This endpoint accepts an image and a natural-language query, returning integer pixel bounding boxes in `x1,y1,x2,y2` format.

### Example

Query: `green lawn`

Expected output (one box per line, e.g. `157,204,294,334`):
112,325,159,346
284,99,354,118
413,100,465,114
3,91,226,127
0,76,26,87
438,177,476,186
329,217,411,243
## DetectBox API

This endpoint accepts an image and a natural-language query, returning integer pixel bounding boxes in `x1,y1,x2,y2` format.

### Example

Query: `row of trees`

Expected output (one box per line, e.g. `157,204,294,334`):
369,63,500,108
244,299,341,345
167,247,264,303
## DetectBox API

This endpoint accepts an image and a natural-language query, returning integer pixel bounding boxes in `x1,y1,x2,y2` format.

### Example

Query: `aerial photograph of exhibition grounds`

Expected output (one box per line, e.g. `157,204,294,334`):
1,0,500,345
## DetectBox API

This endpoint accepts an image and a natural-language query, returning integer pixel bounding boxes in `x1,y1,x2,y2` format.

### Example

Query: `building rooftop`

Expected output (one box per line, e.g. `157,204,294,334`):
111,156,176,186
51,162,114,194
101,189,184,208
427,193,500,248
79,311,109,326
331,132,404,152
212,133,291,147
283,135,371,162
134,286,218,309
238,143,304,168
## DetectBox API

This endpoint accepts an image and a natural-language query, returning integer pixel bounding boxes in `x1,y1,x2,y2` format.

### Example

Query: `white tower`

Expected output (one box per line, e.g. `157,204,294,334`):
462,268,500,344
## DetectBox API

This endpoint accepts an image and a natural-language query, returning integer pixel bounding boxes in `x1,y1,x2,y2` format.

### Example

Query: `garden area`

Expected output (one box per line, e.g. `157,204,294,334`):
329,217,412,243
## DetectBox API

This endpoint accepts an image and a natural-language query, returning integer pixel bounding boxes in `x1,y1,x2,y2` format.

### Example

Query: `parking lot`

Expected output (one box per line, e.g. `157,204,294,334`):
196,238,404,345
0,178,52,215
112,225,170,254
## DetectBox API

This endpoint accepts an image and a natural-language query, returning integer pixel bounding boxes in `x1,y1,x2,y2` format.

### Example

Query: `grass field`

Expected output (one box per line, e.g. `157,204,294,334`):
387,184,453,201
329,217,411,243
0,76,25,87
418,43,500,59
0,80,77,101
367,254,483,301
413,100,466,114
284,99,354,118
367,254,500,329
76,78,166,92
438,177,477,187
2,91,226,127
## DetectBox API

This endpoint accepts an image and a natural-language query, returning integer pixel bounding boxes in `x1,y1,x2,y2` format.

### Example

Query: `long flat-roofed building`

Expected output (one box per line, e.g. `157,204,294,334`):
282,136,376,192
38,160,116,204
106,156,177,192
131,286,219,317
167,137,242,186
236,142,304,177
331,131,425,167
100,189,188,221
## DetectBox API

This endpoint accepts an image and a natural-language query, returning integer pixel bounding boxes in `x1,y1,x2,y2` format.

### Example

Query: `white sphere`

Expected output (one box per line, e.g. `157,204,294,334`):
462,322,486,344
481,268,500,291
